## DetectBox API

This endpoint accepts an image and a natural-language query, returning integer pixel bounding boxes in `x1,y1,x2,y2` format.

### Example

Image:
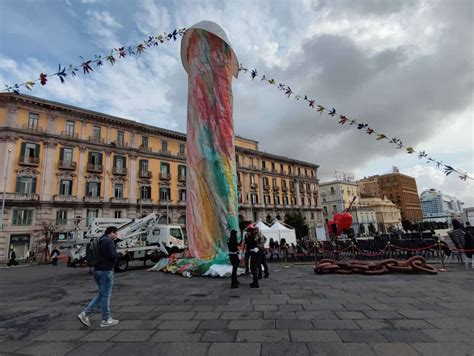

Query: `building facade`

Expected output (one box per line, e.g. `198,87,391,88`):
357,173,423,222
420,189,463,224
319,179,377,235
360,196,402,232
0,94,323,262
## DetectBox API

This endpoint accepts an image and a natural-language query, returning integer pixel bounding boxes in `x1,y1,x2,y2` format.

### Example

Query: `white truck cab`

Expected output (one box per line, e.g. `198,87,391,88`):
147,225,186,251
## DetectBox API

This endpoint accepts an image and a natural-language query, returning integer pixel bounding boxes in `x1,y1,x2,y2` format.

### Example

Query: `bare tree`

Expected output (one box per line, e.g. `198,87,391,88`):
34,220,56,263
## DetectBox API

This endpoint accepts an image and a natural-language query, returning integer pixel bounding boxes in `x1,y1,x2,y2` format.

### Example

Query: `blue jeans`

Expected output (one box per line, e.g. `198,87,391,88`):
83,270,114,320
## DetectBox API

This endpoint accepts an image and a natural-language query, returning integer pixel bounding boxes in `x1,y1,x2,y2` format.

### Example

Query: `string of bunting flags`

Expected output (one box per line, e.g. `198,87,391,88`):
238,65,472,181
3,28,186,93
2,27,471,181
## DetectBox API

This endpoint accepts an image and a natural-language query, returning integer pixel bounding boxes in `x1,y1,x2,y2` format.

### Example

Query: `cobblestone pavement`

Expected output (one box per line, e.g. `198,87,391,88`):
0,261,473,355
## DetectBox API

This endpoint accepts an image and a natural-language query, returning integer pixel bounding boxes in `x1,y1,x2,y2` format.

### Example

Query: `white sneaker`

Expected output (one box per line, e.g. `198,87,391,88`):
77,312,91,327
100,317,119,327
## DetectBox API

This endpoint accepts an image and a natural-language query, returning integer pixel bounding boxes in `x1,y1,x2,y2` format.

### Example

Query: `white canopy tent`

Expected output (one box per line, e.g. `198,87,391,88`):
267,220,297,247
244,220,297,248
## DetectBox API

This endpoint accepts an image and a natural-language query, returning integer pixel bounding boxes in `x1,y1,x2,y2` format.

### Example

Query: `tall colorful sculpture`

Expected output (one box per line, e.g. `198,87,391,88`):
181,21,240,260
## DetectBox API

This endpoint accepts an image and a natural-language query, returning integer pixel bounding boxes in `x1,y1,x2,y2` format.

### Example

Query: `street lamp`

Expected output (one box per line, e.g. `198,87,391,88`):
0,148,13,231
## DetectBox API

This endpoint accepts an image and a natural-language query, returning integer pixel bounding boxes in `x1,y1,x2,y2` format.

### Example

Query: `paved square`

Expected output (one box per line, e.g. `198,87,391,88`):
0,262,473,355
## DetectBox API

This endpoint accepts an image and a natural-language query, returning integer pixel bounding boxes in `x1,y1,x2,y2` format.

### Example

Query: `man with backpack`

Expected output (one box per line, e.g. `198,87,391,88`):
77,226,120,328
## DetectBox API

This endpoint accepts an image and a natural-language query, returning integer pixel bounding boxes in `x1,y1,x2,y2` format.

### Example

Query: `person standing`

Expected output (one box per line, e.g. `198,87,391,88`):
255,227,269,279
246,228,260,288
51,248,60,266
77,226,120,328
7,248,18,267
243,226,253,275
227,230,240,289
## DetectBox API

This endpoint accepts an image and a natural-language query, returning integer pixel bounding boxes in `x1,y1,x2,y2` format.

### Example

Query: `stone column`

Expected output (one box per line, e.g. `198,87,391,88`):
104,150,111,200
40,141,57,201
77,146,87,198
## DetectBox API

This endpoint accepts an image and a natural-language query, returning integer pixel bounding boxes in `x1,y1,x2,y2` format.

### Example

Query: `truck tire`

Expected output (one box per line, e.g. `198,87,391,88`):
115,257,129,273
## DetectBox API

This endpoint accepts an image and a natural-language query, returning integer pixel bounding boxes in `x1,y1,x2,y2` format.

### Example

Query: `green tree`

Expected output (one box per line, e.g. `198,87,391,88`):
284,211,309,239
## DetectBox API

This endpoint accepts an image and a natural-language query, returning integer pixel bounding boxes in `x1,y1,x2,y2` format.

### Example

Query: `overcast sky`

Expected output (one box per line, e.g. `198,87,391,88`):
0,0,472,206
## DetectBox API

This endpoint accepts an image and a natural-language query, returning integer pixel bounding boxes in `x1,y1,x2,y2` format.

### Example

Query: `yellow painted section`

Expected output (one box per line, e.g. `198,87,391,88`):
0,107,7,125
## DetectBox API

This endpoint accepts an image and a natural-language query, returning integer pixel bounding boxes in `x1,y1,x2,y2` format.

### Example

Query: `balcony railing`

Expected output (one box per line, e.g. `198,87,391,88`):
178,175,186,182
89,136,105,144
281,186,288,192
83,196,103,203
273,186,280,191
19,156,40,166
87,164,103,173
290,186,295,193
137,198,153,205
177,152,186,159
60,131,79,139
110,197,130,204
0,193,39,201
113,166,127,175
139,170,152,178
261,167,268,172
53,195,77,202
139,145,152,153
250,183,258,189
58,161,77,170
111,141,129,148
263,184,270,191
159,172,171,180
178,200,186,206
22,124,44,133
159,149,171,156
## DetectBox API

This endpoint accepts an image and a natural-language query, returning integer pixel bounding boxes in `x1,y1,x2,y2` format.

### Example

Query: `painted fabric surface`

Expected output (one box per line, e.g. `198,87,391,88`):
185,29,239,260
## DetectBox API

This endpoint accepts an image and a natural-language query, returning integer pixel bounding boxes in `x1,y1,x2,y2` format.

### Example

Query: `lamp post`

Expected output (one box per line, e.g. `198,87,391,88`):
0,148,13,231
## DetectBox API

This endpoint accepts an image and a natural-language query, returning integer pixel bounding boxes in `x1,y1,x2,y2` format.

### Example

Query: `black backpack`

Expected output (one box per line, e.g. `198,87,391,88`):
86,237,102,267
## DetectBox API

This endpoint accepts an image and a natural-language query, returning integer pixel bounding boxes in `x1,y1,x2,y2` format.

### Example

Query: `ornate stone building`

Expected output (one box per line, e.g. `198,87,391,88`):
0,93,323,262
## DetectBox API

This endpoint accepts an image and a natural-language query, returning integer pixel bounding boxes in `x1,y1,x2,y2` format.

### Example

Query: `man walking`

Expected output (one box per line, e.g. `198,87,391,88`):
77,226,120,328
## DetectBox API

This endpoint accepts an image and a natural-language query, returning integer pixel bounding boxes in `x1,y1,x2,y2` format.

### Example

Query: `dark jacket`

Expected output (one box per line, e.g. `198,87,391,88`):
95,235,118,271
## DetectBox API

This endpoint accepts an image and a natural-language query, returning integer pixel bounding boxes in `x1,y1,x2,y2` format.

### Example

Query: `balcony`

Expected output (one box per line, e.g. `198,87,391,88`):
110,197,130,204
281,186,288,192
273,186,280,192
58,161,77,170
19,156,40,166
111,141,129,148
178,200,186,206
139,145,152,153
22,124,44,133
177,152,186,159
83,196,103,203
290,186,295,193
137,198,153,205
113,166,127,175
60,131,79,139
250,183,258,190
159,149,172,156
0,193,39,201
87,164,103,173
89,136,105,144
263,184,270,191
178,175,186,182
261,167,268,172
53,195,77,202
159,172,171,180
139,170,152,178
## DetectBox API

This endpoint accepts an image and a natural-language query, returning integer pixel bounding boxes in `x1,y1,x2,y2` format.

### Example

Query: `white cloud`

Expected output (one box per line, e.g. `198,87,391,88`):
85,10,122,47
135,0,171,36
